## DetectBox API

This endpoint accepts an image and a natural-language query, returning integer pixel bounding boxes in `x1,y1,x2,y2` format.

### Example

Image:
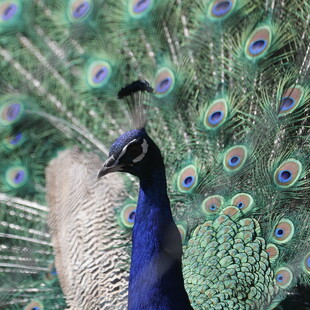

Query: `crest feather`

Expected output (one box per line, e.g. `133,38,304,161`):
118,80,154,129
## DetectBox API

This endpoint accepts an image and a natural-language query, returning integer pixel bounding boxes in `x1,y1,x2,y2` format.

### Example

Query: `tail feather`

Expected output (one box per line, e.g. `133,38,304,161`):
0,0,308,309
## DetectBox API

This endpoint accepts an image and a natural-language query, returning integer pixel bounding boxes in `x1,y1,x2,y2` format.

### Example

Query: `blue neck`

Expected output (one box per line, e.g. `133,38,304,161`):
128,164,192,310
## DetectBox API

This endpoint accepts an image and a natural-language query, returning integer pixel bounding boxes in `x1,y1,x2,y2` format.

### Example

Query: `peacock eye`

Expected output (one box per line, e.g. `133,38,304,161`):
126,143,142,158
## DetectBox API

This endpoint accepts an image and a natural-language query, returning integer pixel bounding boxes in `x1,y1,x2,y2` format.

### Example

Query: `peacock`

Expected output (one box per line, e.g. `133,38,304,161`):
0,0,309,309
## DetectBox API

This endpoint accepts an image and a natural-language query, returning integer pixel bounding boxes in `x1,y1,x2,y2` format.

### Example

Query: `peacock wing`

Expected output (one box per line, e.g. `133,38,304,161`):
46,147,131,309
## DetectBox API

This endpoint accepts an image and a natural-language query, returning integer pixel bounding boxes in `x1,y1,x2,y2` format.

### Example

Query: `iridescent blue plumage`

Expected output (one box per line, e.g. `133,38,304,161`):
99,128,193,309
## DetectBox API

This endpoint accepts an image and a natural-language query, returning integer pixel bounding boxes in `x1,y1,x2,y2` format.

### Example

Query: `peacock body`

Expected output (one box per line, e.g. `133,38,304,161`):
0,0,309,309
97,126,193,309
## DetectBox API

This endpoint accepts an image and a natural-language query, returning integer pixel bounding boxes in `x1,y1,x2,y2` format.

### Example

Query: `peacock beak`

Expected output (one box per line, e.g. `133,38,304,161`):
97,156,124,178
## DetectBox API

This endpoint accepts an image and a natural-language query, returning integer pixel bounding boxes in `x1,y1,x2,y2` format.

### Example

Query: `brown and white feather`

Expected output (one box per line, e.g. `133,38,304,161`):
46,148,130,310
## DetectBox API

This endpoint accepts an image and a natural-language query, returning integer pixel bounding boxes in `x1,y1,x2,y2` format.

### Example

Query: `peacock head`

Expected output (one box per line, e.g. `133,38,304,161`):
98,80,159,179
98,128,161,178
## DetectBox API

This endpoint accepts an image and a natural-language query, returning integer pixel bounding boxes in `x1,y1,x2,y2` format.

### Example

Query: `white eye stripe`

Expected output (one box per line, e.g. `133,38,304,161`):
117,138,149,163
118,139,137,159
133,139,148,163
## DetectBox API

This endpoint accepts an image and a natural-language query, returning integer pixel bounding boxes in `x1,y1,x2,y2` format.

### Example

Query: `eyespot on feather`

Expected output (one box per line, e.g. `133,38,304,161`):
46,262,57,281
275,267,293,289
5,166,28,188
265,244,279,262
303,252,310,275
86,60,111,88
272,219,294,244
129,0,153,17
0,1,20,23
68,0,93,21
154,68,175,97
207,0,236,20
245,26,271,59
203,99,228,130
201,195,224,215
176,164,198,193
0,102,24,125
223,145,247,172
278,86,304,116
4,132,24,149
231,193,254,214
274,159,302,188
119,203,136,229
24,300,44,310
